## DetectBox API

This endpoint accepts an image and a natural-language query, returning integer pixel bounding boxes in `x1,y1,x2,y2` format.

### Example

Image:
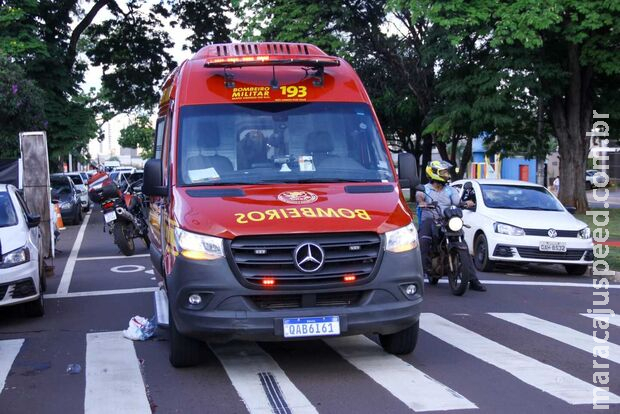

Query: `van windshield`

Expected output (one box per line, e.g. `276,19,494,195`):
177,103,395,186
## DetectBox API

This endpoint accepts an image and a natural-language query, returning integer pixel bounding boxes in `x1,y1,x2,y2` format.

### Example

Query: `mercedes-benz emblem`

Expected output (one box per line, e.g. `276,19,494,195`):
294,242,325,273
548,229,557,238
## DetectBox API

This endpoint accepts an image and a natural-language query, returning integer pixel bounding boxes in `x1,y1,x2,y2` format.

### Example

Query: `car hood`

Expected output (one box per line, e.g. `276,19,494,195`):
172,183,412,239
0,225,27,255
481,208,587,230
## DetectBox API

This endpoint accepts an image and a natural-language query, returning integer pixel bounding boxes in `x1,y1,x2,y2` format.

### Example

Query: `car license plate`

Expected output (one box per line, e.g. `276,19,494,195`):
539,241,567,252
104,211,117,223
283,316,340,338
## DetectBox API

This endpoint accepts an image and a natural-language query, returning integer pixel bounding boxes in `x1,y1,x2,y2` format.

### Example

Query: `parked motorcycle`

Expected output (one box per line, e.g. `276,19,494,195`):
418,195,476,296
89,178,150,256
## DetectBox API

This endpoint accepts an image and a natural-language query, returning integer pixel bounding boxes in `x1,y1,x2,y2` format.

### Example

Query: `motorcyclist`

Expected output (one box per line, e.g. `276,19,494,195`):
416,160,487,292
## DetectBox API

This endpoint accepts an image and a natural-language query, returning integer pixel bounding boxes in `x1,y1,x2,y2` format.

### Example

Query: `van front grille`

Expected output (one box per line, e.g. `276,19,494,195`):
228,233,382,289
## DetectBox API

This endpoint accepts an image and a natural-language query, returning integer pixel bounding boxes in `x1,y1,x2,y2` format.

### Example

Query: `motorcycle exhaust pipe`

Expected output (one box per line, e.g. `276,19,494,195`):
115,207,134,222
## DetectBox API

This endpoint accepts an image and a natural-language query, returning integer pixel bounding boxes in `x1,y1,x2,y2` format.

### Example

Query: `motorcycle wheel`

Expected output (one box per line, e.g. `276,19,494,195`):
114,222,135,256
448,248,472,296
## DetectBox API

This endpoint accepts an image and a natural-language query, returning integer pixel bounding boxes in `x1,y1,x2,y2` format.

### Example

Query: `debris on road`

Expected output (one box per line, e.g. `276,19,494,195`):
66,363,81,375
123,315,157,341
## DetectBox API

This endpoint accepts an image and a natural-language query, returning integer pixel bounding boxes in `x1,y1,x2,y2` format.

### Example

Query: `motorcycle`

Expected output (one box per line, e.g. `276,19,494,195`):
418,191,476,296
90,178,150,256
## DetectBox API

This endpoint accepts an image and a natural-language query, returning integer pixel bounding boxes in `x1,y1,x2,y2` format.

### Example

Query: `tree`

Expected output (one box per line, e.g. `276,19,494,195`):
118,116,154,159
416,0,620,212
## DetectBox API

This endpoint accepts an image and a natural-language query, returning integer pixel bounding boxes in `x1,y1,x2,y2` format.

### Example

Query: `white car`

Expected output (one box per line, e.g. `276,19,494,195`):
65,172,90,211
585,169,607,189
0,184,45,316
452,179,593,275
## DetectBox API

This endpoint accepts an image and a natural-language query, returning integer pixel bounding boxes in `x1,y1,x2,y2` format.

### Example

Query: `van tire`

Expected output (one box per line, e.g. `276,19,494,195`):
379,321,419,355
169,307,205,368
24,294,45,317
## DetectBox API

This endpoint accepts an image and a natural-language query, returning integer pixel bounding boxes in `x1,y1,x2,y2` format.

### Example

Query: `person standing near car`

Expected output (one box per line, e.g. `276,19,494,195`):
416,160,486,292
553,176,560,195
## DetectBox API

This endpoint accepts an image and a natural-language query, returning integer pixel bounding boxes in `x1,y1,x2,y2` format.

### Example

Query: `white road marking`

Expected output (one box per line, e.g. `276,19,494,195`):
0,339,23,392
85,331,150,414
420,313,620,405
210,342,318,414
581,313,620,328
56,212,91,295
325,335,477,412
76,254,149,261
436,279,620,289
110,265,146,273
45,287,158,299
490,313,620,364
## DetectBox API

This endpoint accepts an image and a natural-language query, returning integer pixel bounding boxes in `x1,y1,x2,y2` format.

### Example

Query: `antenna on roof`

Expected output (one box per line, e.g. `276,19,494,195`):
269,66,279,89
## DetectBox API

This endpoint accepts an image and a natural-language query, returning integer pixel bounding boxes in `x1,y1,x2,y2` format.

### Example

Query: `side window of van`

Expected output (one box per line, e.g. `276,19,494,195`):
154,117,166,159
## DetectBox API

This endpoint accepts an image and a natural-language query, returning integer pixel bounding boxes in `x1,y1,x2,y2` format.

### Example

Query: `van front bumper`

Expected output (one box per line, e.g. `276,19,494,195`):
166,249,423,342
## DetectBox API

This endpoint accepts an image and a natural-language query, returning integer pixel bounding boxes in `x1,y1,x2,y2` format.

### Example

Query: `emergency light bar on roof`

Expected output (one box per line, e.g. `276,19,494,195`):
204,55,340,69
201,42,340,69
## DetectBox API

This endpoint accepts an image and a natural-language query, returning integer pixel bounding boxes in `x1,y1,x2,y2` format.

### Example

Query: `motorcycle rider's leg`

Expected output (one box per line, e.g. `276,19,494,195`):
418,218,433,278
469,276,487,291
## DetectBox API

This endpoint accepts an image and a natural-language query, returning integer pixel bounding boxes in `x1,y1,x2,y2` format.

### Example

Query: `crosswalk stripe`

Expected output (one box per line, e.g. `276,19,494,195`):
420,313,620,405
325,335,477,412
490,313,620,364
85,332,151,414
210,342,318,414
0,339,23,392
581,313,620,328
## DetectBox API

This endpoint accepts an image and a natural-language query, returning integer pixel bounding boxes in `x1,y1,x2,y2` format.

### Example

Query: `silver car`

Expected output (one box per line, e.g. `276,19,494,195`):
65,172,90,211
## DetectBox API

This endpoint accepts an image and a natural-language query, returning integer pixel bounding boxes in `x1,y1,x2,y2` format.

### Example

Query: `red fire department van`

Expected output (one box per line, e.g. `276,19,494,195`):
143,42,423,367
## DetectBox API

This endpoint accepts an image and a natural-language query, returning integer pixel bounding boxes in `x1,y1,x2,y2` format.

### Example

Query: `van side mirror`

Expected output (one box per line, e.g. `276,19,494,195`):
27,214,41,228
143,158,168,197
397,153,419,192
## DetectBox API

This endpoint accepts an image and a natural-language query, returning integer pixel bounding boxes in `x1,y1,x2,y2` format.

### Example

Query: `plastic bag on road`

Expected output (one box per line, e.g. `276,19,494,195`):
123,315,157,341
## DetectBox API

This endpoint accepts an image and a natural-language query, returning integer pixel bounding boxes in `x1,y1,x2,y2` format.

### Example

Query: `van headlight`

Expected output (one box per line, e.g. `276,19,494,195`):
494,222,525,236
578,227,591,239
448,217,463,232
174,228,224,260
1,246,30,268
385,223,418,253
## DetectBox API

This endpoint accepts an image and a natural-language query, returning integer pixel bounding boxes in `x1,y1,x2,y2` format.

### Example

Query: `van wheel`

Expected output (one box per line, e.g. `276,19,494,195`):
565,264,589,276
379,321,419,355
169,306,205,367
24,294,45,317
474,234,495,272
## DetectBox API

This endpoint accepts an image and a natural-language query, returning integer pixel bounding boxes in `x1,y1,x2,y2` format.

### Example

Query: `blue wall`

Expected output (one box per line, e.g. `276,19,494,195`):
500,157,537,182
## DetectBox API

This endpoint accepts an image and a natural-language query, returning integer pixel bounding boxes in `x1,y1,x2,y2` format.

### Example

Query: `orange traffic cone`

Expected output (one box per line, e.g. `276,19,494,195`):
54,203,65,230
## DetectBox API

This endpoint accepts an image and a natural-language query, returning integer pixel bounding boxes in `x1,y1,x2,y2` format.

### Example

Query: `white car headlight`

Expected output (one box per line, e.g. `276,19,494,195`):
60,202,72,209
494,222,525,236
385,223,418,253
578,227,591,239
448,217,463,232
174,227,224,260
1,246,30,268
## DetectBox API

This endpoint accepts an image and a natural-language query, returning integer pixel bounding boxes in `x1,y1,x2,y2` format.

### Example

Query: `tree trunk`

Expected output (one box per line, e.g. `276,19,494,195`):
549,44,592,213
420,134,433,183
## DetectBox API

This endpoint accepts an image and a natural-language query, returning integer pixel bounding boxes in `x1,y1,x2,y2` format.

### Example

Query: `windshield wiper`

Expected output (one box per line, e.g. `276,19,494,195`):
281,178,383,184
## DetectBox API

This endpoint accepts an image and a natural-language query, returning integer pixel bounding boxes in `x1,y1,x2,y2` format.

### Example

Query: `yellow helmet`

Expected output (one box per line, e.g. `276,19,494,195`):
425,160,452,183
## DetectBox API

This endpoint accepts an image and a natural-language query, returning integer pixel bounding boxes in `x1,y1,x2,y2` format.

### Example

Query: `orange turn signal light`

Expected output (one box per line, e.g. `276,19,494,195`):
262,278,276,287
343,274,357,282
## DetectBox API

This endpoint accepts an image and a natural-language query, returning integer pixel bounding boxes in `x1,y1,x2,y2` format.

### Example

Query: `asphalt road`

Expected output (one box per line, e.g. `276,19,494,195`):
0,208,619,414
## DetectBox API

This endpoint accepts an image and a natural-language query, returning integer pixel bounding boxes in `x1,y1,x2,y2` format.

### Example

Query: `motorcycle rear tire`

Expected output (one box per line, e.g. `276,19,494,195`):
114,222,135,256
448,248,471,296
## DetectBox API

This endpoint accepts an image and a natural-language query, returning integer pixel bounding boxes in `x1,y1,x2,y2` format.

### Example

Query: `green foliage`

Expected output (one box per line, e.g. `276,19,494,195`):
165,0,231,52
119,116,155,159
86,1,176,112
0,57,46,157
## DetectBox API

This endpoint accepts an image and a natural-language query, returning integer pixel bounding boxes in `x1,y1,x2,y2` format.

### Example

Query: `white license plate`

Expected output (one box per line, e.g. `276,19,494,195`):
283,316,340,338
539,241,567,252
104,211,117,223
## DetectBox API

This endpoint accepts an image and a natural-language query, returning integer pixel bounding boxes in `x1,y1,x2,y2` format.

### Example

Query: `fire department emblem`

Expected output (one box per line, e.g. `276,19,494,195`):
277,191,318,205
